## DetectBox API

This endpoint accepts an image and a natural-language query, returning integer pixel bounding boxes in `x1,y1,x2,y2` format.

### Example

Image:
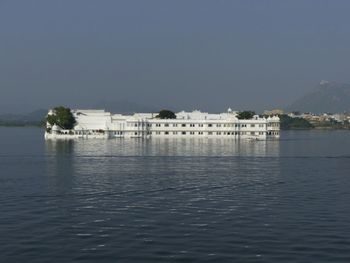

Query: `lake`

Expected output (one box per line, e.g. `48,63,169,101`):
1,127,350,262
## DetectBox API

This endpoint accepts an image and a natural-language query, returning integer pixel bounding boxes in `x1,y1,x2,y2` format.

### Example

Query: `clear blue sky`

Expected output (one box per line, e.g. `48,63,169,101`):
1,0,350,113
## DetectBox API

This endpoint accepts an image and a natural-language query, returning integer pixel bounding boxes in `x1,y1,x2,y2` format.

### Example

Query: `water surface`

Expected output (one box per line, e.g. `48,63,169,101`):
1,128,350,262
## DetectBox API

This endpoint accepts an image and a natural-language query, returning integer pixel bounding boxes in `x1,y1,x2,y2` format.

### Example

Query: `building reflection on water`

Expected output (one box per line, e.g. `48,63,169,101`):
44,138,282,224
45,138,280,194
45,138,280,158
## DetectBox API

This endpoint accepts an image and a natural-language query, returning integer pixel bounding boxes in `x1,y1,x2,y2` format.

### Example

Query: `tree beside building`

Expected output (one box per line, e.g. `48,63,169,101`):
237,111,255,120
156,109,176,119
46,106,76,129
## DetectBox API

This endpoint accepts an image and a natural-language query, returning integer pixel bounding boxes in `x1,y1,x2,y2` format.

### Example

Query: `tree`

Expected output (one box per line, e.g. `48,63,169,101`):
279,114,313,130
46,106,76,129
237,111,255,120
156,109,176,119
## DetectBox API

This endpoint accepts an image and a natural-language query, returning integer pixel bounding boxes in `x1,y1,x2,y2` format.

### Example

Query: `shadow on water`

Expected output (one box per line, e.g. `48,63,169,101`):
45,139,76,155
45,140,76,194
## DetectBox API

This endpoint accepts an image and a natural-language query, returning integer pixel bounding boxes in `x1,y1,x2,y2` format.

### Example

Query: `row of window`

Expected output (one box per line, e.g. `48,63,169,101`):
127,123,151,127
115,131,278,136
150,131,266,136
128,123,266,128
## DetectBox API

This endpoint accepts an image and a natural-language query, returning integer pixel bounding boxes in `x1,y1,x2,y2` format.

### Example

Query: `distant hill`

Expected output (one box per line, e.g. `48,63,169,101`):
0,109,47,126
22,109,48,121
287,81,350,113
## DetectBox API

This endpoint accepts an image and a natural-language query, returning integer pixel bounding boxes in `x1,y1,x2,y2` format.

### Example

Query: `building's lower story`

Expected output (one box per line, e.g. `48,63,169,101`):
45,129,280,140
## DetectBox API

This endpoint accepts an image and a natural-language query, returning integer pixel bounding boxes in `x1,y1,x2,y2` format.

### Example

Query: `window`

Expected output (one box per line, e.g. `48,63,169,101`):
208,124,212,127
250,132,255,135
134,123,138,127
182,131,186,135
216,124,221,127
199,124,203,127
164,123,169,127
251,124,255,127
135,132,138,135
208,132,213,135
156,123,161,127
182,124,186,127
173,124,178,127
173,131,177,135
199,132,203,135
216,132,221,135
190,131,194,135
190,124,195,127
165,131,169,135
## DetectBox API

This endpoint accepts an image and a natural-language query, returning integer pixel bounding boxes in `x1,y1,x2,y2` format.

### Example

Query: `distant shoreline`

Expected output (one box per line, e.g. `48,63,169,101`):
0,122,43,128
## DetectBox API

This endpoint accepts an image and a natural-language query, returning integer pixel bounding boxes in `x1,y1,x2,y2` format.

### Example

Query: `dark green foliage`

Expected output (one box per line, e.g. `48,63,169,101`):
156,109,176,119
279,114,314,130
315,119,345,129
237,111,255,120
46,106,76,129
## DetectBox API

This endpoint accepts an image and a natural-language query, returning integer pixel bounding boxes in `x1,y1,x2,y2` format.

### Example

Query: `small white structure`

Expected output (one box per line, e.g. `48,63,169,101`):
45,109,280,140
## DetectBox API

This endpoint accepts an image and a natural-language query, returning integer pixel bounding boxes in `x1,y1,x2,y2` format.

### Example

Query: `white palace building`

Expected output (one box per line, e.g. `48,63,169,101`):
45,109,280,140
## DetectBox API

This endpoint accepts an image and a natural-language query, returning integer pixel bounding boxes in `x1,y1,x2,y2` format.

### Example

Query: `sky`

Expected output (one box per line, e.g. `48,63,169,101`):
1,0,350,113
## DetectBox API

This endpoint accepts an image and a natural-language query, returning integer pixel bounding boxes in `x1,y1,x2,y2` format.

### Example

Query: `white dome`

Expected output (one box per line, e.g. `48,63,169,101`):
52,124,61,131
74,125,82,131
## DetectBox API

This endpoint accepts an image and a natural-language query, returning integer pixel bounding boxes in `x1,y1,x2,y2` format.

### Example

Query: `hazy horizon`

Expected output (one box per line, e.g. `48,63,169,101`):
1,1,350,114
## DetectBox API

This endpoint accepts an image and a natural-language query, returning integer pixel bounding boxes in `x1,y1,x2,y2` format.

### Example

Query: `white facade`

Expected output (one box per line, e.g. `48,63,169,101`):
45,109,280,140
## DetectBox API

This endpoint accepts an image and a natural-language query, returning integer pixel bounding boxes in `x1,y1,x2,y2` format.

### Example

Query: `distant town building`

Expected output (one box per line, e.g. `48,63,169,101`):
263,109,284,116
